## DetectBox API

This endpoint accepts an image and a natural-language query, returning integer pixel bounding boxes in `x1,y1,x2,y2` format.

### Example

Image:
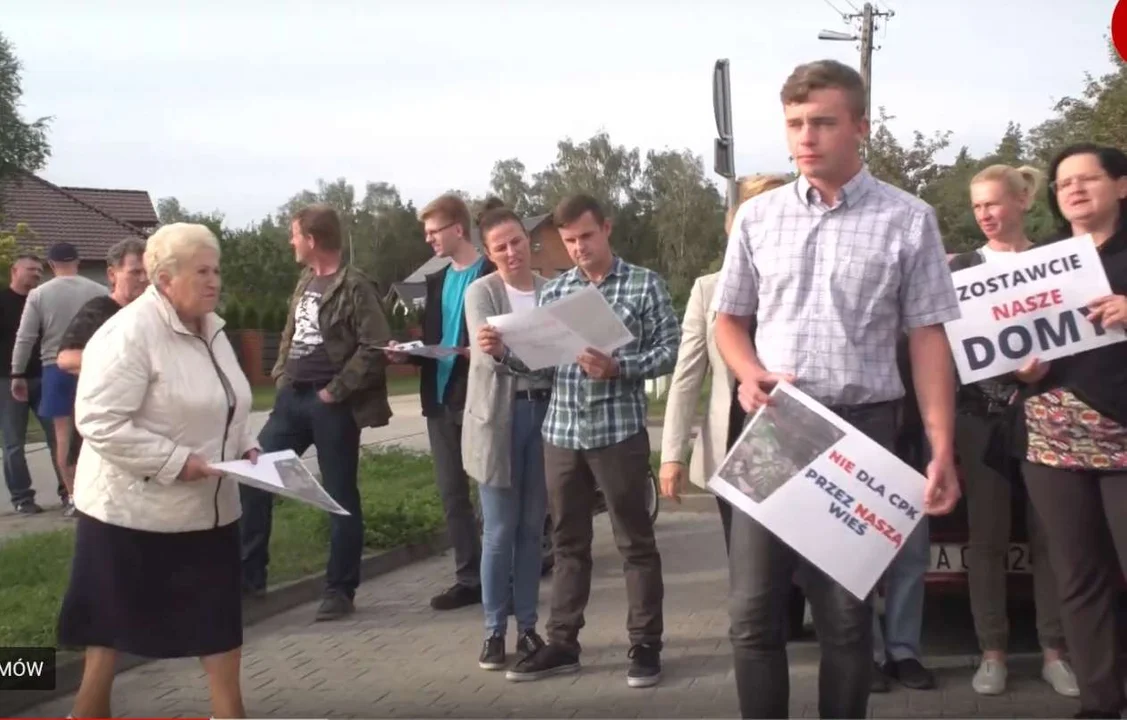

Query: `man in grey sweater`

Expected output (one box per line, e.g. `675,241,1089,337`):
10,242,107,516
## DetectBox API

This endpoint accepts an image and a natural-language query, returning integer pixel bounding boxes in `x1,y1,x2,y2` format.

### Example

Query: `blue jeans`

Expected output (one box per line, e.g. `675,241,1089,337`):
240,383,364,597
872,514,930,664
478,397,548,636
0,378,63,506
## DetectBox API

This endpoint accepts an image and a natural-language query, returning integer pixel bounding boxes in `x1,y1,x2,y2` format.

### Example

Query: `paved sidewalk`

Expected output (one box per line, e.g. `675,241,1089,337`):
20,507,1083,719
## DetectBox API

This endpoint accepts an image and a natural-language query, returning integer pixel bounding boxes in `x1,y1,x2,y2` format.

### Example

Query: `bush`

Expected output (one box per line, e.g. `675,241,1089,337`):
223,299,244,331
242,303,262,331
268,302,289,332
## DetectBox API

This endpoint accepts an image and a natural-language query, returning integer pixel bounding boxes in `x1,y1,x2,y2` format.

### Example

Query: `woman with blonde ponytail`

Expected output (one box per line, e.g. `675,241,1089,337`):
951,163,1078,699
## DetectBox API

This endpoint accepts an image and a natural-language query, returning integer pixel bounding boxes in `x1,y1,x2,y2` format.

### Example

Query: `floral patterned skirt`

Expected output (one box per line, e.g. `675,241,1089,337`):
1025,389,1127,470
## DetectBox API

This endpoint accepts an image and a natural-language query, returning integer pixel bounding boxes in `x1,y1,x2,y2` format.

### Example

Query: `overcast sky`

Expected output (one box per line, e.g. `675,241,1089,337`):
4,0,1120,227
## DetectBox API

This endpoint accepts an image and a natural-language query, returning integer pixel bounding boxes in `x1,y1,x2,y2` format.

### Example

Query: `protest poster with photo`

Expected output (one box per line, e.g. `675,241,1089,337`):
707,382,926,600
944,235,1127,384
212,450,349,516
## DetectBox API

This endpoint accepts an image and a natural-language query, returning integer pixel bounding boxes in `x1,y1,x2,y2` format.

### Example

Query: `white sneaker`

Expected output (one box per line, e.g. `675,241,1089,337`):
1042,659,1080,697
972,658,1007,695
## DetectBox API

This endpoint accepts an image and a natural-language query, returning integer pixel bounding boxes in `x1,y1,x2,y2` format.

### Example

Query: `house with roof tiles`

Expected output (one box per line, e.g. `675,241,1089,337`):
0,171,157,284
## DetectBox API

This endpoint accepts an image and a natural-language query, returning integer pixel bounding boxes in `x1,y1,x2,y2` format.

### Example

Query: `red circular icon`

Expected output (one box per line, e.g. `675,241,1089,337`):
1114,0,1127,62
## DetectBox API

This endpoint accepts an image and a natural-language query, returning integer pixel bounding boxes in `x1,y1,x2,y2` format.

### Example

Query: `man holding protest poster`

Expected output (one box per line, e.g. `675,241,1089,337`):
711,58,963,719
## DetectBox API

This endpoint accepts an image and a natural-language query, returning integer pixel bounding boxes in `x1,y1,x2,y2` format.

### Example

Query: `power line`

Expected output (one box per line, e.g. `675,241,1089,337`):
822,0,848,21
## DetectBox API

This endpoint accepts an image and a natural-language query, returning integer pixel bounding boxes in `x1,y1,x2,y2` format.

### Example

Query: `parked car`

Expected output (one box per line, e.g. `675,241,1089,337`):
925,465,1033,591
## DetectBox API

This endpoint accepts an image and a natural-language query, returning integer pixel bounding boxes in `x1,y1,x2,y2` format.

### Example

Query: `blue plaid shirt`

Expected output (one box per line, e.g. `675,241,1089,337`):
535,256,680,450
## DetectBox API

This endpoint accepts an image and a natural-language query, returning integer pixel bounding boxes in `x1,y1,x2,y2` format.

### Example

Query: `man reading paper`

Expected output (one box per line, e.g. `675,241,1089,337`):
479,194,680,689
710,59,963,719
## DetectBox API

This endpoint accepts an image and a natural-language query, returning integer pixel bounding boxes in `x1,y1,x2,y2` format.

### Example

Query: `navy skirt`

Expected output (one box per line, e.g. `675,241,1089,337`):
57,512,243,658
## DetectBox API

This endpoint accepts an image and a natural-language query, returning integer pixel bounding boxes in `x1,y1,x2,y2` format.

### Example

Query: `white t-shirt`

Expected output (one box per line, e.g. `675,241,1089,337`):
503,284,538,391
979,244,1028,264
504,284,537,314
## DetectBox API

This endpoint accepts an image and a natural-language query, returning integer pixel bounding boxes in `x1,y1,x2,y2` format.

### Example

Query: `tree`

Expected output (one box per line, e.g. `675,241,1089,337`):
0,33,51,192
531,131,642,214
0,218,39,283
355,181,429,292
866,108,951,195
219,218,299,308
489,158,539,216
156,197,225,237
1028,38,1127,165
638,148,725,301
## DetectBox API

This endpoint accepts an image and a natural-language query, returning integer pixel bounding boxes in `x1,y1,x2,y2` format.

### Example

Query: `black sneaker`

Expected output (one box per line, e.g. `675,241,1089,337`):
479,633,506,671
14,501,43,515
430,583,481,611
505,643,580,682
871,661,891,693
626,643,661,688
885,658,935,690
315,591,355,621
515,628,546,661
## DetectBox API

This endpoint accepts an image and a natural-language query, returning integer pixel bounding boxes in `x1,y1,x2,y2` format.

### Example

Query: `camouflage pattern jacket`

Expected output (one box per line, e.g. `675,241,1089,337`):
273,266,393,428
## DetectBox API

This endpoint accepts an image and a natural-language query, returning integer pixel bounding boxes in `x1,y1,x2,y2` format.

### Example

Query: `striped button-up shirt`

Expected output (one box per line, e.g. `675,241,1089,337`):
712,167,960,407
539,256,681,450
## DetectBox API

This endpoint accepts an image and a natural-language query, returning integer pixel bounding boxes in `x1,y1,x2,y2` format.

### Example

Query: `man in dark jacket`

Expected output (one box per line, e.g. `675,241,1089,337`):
240,203,394,621
387,193,495,611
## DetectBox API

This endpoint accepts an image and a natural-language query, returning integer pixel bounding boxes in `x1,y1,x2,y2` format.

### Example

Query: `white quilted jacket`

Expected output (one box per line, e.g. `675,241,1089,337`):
73,286,257,533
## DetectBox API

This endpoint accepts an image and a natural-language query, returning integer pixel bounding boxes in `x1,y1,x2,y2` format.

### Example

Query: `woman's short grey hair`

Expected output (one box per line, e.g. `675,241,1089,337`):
143,223,220,280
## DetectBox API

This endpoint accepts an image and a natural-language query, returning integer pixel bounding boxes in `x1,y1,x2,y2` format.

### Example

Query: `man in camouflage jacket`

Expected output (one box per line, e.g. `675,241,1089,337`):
240,203,393,622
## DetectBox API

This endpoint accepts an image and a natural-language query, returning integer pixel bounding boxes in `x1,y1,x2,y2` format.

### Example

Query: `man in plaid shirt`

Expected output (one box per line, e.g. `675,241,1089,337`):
712,60,963,718
493,194,680,689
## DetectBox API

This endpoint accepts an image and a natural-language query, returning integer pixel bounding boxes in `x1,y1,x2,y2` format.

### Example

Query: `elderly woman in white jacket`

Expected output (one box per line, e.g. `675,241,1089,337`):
56,223,258,720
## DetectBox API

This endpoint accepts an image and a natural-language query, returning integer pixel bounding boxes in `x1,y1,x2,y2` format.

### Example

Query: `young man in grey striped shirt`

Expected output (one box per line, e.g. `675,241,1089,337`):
711,59,963,718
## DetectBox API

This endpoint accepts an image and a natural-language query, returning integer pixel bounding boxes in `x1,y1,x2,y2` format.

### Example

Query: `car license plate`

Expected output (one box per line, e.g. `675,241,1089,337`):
928,543,1032,574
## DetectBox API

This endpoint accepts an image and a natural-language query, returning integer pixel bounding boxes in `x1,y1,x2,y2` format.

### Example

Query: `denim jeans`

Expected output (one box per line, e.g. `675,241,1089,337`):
240,383,364,597
0,377,63,506
478,397,549,636
872,515,930,664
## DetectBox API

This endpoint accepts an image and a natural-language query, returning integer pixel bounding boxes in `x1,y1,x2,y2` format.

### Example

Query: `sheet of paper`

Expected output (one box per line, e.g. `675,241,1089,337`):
707,382,926,601
377,341,461,359
212,450,349,516
487,285,635,370
944,235,1127,384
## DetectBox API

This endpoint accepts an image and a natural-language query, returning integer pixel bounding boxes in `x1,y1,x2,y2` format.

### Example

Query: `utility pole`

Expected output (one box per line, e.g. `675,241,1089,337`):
818,2,893,157
858,2,874,150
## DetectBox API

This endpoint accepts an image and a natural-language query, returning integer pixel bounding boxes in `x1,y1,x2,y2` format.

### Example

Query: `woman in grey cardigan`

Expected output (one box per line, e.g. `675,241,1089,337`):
463,199,553,671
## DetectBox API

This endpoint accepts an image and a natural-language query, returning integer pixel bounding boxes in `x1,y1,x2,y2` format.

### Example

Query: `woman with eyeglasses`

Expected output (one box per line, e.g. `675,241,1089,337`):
1014,143,1127,719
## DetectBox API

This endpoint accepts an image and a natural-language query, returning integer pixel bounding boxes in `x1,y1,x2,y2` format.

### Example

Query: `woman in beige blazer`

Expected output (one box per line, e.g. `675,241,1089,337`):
462,199,553,674
658,273,737,541
658,174,789,550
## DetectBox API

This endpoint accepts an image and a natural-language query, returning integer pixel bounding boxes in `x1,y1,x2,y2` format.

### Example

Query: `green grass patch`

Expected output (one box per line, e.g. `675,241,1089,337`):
248,375,419,416
0,447,443,648
386,374,419,397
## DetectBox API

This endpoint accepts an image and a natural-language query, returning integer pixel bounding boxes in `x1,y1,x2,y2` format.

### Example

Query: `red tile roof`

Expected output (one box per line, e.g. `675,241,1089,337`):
60,187,158,228
0,172,147,263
